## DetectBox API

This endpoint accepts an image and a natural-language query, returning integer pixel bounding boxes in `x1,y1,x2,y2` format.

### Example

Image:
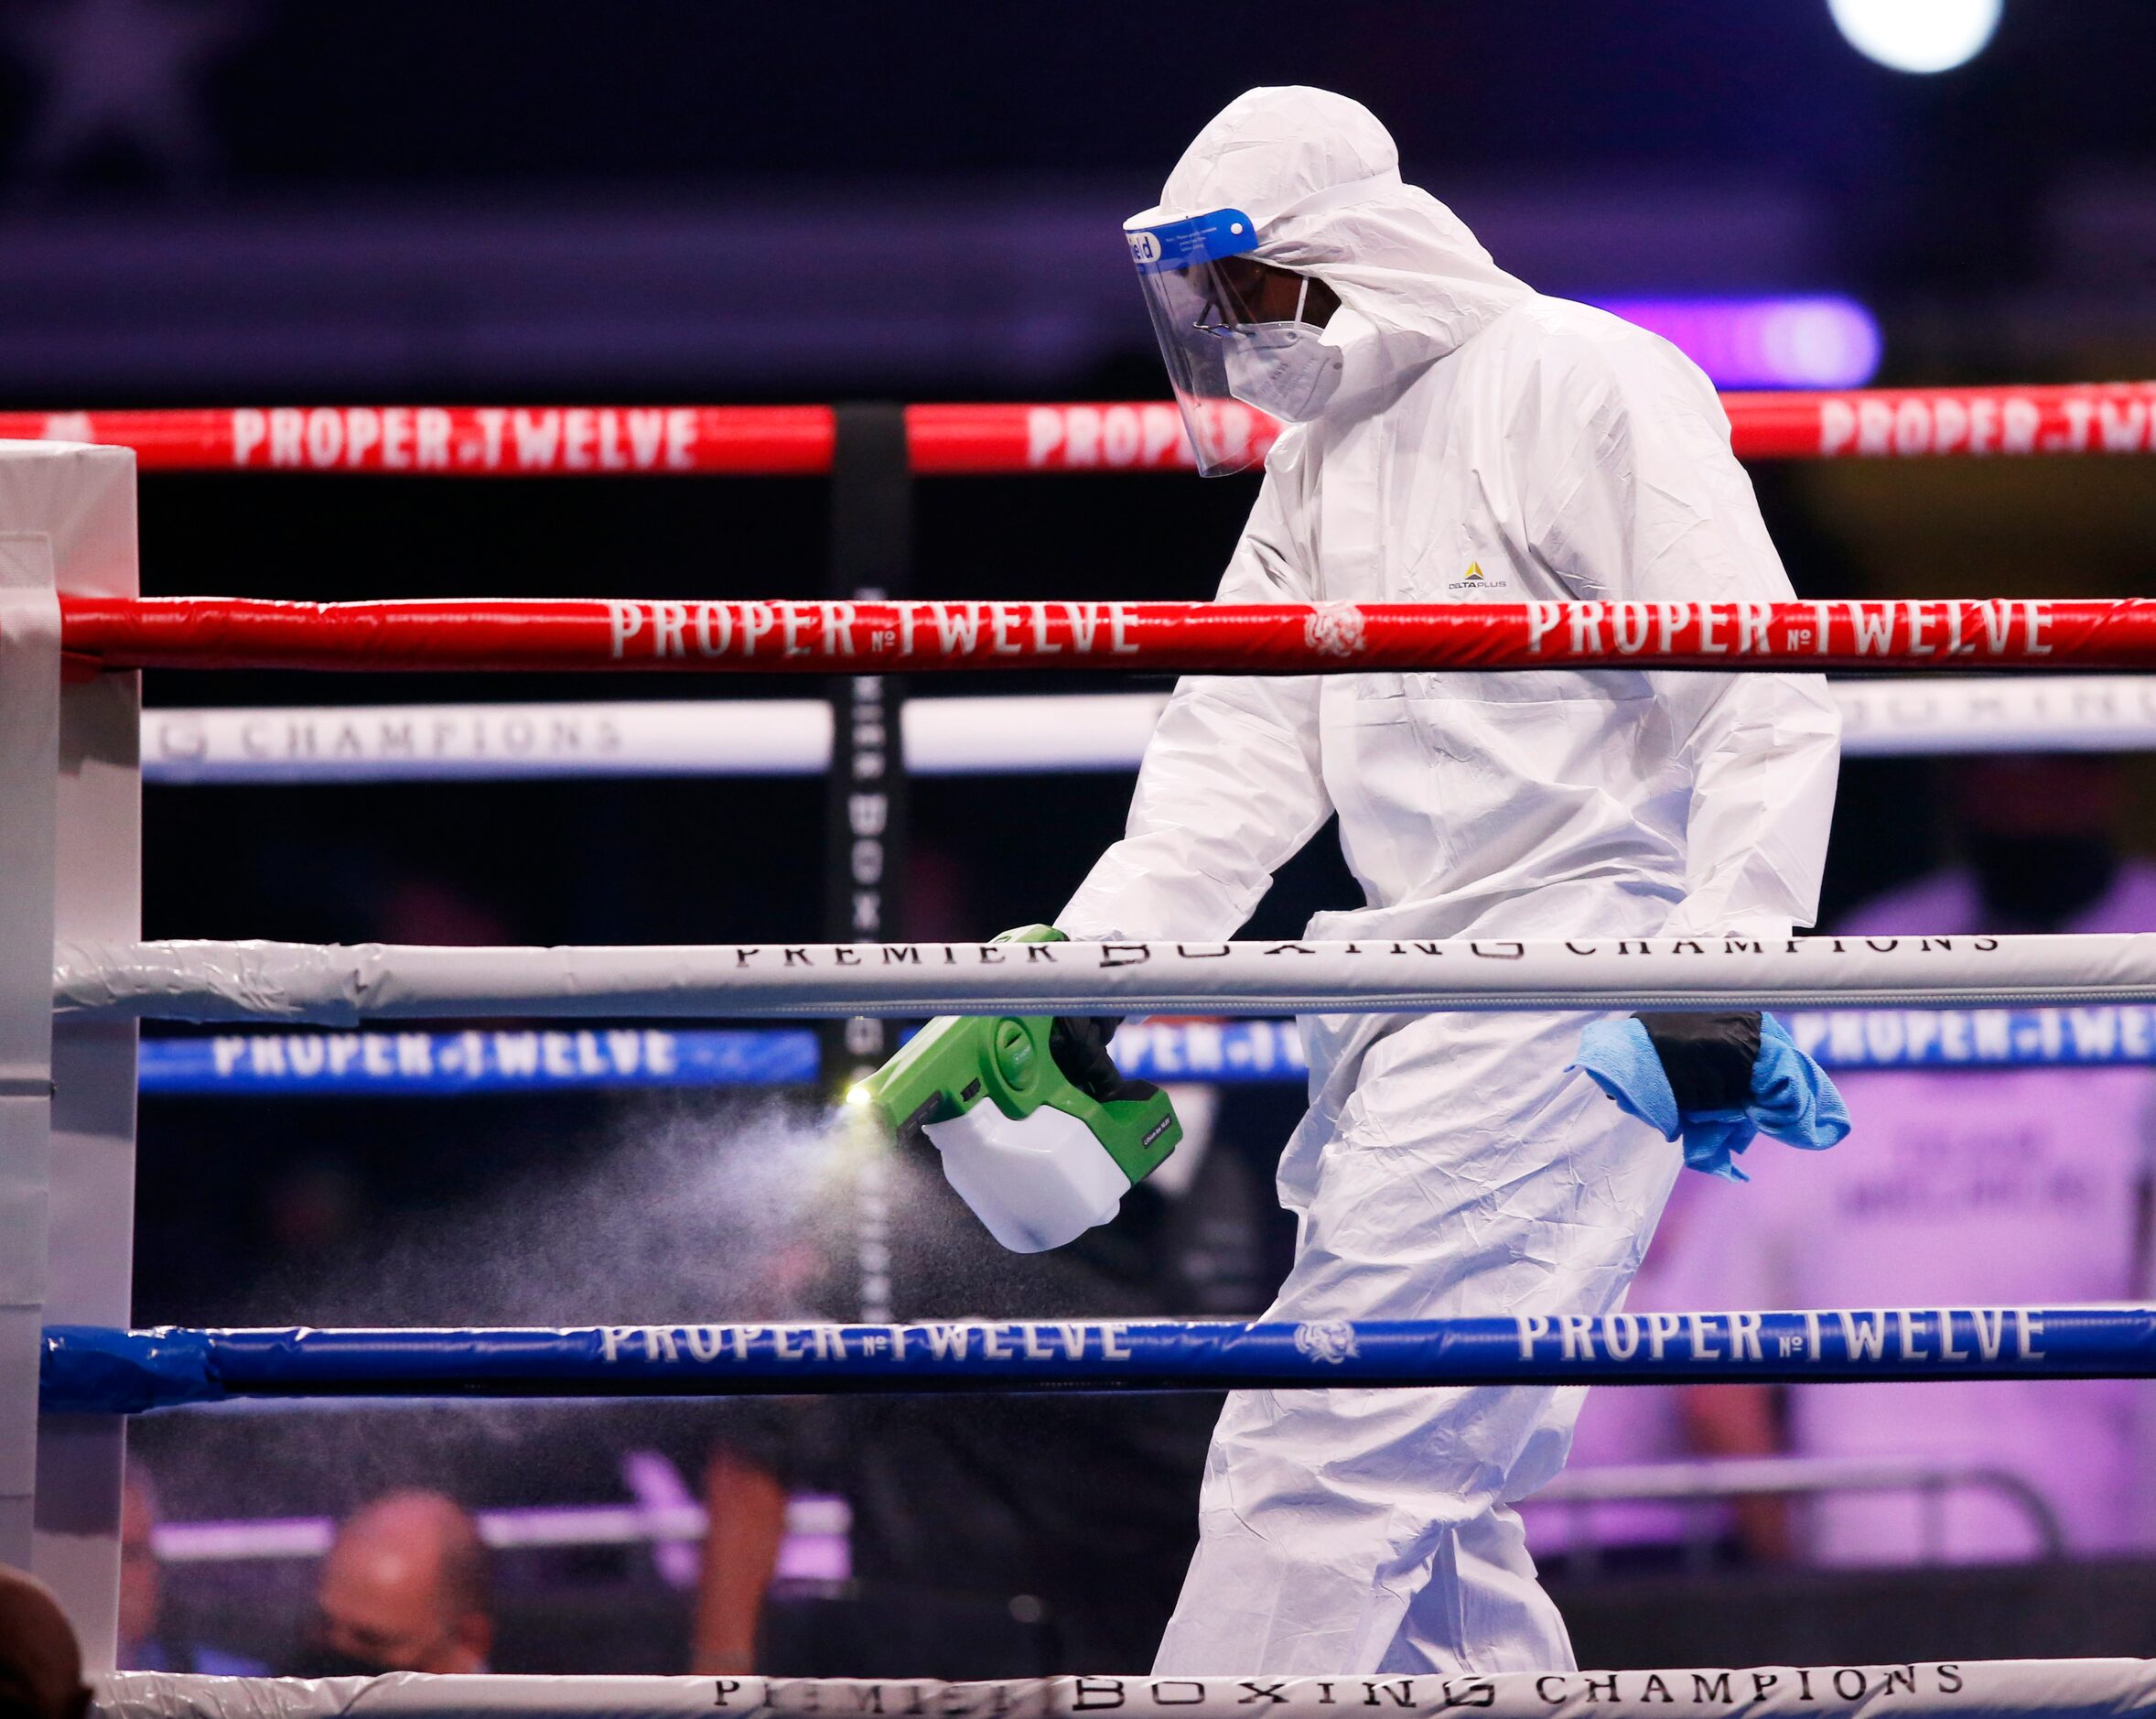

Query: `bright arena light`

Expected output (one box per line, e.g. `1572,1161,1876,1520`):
1827,0,2003,74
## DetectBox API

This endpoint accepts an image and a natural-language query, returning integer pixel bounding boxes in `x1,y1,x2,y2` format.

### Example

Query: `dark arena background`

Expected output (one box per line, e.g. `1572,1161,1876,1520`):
8,0,2156,1693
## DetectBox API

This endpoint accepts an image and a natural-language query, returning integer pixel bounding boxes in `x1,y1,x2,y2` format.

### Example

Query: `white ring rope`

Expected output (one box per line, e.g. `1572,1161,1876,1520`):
138,676,2156,784
139,694,1167,784
153,1496,849,1562
52,934,2156,1024
91,1661,2156,1719
1831,674,2156,755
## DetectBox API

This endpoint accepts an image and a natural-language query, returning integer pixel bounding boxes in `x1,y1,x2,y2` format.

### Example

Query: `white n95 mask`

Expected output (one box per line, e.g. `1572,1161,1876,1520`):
1219,289,1344,423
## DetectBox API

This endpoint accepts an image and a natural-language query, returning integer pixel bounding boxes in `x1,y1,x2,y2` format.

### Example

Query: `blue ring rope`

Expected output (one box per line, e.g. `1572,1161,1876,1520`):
135,1008,2156,1096
42,1307,2156,1414
136,1027,822,1095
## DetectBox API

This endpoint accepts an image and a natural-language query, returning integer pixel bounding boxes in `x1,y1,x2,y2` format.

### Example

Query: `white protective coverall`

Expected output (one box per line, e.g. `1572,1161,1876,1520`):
1058,87,1842,1676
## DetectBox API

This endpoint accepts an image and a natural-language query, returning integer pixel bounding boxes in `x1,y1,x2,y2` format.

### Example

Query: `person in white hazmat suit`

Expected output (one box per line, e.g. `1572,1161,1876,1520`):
1056,88,1844,1675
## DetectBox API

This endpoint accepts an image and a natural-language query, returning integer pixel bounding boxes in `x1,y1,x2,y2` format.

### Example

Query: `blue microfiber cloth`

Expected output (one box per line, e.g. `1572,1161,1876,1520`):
1570,1013,1851,1182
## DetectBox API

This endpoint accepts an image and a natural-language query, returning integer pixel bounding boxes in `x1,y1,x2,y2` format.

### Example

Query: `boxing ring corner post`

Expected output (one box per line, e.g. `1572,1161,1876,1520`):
0,440,143,1669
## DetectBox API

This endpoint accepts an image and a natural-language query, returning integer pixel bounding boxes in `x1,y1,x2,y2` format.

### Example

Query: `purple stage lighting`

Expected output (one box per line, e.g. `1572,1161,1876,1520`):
1595,297,1883,390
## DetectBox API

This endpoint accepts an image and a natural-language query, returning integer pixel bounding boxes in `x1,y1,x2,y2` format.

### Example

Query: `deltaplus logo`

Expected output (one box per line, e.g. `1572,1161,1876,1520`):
1449,560,1506,594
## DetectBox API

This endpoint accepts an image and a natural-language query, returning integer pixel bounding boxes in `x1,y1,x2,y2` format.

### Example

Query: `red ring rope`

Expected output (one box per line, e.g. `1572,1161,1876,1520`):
1,384,2151,476
52,596,2156,675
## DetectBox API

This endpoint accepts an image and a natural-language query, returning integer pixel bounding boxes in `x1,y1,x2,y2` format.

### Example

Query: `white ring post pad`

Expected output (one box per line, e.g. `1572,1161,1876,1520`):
0,499,60,1576
0,440,139,1666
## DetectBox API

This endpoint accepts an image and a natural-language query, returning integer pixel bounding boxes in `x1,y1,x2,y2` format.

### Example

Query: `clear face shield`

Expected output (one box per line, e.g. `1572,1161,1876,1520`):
1125,206,1280,477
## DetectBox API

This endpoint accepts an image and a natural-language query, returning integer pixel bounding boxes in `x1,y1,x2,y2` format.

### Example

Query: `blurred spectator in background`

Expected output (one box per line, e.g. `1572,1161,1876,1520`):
692,1448,789,1676
1666,754,2156,1563
299,1490,493,1673
0,1566,91,1719
117,1463,264,1674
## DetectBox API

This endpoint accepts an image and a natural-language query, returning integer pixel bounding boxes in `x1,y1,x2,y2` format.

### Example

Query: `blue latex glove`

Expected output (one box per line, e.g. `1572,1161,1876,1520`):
1570,1012,1850,1181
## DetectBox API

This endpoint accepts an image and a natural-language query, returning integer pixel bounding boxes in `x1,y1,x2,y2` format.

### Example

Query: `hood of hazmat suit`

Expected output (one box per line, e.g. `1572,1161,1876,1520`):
1063,88,1844,1677
1126,85,1532,474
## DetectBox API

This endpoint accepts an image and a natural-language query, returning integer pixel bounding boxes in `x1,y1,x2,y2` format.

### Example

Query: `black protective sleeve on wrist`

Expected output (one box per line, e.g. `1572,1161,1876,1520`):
1049,1015,1161,1106
1635,1011,1763,1113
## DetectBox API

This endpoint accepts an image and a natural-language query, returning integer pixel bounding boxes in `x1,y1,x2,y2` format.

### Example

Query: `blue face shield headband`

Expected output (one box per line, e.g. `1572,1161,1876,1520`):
1125,206,1284,477
1127,208,1258,275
